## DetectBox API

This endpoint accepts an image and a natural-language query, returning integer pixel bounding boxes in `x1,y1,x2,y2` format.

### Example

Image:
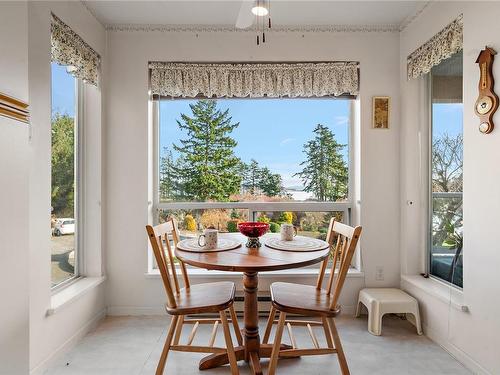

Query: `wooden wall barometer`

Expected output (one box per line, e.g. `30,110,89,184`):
475,47,498,134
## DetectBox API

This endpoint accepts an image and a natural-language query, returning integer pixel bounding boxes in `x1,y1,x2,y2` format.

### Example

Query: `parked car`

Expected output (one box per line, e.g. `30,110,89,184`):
53,218,75,236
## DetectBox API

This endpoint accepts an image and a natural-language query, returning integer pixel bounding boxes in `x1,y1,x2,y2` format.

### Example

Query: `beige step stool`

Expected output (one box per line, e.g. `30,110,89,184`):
355,288,423,336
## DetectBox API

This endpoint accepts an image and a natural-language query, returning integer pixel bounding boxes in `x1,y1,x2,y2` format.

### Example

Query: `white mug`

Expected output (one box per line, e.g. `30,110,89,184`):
280,223,297,241
198,229,218,250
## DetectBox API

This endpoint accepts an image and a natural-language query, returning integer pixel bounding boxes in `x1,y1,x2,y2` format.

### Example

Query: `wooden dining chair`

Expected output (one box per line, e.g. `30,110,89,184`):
263,218,362,375
146,218,242,375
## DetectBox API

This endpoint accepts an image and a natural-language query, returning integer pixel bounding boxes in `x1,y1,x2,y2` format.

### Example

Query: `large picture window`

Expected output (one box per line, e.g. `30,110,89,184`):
153,98,353,256
429,51,463,288
50,62,80,288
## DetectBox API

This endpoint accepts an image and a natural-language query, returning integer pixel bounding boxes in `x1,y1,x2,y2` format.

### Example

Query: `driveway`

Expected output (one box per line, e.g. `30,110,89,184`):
51,234,75,287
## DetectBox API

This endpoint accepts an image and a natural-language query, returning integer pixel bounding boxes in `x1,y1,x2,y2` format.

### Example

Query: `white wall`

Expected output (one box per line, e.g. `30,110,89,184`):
8,1,500,373
0,2,29,374
104,30,401,314
400,2,500,374
27,2,107,373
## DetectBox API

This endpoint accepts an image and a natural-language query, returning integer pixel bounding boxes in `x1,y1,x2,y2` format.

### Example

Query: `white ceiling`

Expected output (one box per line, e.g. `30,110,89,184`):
84,1,427,29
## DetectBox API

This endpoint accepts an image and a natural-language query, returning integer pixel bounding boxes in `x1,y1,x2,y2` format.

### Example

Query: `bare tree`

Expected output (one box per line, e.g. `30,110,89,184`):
432,132,463,192
431,132,463,250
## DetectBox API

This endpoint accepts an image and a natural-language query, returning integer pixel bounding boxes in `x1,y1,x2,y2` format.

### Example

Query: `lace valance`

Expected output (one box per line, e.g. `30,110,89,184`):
407,14,463,80
149,62,359,98
51,14,101,86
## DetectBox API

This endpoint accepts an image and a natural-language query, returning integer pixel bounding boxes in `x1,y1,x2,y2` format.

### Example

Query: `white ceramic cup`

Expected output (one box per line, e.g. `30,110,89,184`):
280,223,297,241
198,229,218,250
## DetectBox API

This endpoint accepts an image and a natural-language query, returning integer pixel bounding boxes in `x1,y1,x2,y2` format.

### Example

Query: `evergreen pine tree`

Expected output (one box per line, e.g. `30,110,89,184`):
172,100,241,201
294,124,348,201
241,159,261,195
259,167,285,197
159,148,179,201
241,160,285,197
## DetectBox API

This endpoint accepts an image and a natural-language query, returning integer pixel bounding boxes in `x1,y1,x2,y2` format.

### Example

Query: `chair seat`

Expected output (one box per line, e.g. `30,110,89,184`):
166,281,235,315
270,282,340,317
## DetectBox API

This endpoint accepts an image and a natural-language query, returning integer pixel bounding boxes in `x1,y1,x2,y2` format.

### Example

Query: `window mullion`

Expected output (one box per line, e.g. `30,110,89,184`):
76,78,84,277
152,98,160,224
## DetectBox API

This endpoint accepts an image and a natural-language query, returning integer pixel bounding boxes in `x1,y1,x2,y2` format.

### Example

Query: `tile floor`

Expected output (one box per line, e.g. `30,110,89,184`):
46,314,470,375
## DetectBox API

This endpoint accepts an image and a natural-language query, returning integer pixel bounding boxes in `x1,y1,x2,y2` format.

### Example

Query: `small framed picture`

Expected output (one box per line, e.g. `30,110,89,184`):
373,96,390,129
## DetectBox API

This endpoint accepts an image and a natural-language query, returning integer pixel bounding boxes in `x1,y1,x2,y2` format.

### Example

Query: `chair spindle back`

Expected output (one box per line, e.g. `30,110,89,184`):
315,218,362,311
146,218,190,309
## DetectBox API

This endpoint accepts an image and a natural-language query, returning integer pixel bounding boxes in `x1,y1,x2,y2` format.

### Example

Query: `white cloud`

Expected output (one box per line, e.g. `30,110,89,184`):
266,162,303,188
279,137,295,146
334,116,349,126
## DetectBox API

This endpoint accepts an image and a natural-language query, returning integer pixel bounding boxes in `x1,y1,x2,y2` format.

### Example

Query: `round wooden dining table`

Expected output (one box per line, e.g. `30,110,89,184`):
175,233,330,375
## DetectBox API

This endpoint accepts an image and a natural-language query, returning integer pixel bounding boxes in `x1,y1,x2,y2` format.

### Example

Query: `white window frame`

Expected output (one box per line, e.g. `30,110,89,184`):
51,74,84,291
427,66,463,289
149,97,355,273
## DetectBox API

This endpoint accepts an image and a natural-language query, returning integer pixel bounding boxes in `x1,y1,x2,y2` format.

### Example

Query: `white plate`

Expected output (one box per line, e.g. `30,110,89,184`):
176,238,242,253
264,235,329,252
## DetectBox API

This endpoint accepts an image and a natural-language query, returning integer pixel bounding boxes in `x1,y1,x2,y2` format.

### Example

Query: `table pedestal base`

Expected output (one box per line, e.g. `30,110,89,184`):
199,344,296,374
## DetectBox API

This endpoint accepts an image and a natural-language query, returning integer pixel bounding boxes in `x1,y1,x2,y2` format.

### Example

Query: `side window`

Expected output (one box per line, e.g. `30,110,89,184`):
51,62,79,288
429,51,463,288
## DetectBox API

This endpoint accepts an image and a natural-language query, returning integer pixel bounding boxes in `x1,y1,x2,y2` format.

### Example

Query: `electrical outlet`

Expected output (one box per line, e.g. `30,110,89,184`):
375,266,384,281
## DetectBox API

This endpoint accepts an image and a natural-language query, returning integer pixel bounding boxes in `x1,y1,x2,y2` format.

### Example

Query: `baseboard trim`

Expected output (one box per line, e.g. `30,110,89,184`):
30,308,106,375
422,322,491,375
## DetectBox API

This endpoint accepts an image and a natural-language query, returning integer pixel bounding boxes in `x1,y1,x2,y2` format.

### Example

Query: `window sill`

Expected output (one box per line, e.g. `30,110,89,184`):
401,274,467,312
47,276,106,316
145,268,364,279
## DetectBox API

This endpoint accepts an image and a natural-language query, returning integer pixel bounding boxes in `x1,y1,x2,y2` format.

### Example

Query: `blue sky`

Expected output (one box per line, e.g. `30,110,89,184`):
432,103,463,137
51,62,463,189
51,63,75,117
160,99,351,188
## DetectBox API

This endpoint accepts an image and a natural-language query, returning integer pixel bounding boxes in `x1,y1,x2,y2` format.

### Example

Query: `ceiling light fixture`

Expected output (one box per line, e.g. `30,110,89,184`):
251,1,268,16
252,0,271,46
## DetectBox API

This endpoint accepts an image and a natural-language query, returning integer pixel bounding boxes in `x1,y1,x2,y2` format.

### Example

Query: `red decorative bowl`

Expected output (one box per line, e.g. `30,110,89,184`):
237,222,269,248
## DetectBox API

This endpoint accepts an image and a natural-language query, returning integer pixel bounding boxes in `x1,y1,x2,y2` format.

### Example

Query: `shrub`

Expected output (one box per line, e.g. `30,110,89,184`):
184,214,196,231
227,220,239,233
269,222,280,233
257,215,270,224
279,211,293,224
300,212,326,232
200,209,230,231
230,209,240,219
